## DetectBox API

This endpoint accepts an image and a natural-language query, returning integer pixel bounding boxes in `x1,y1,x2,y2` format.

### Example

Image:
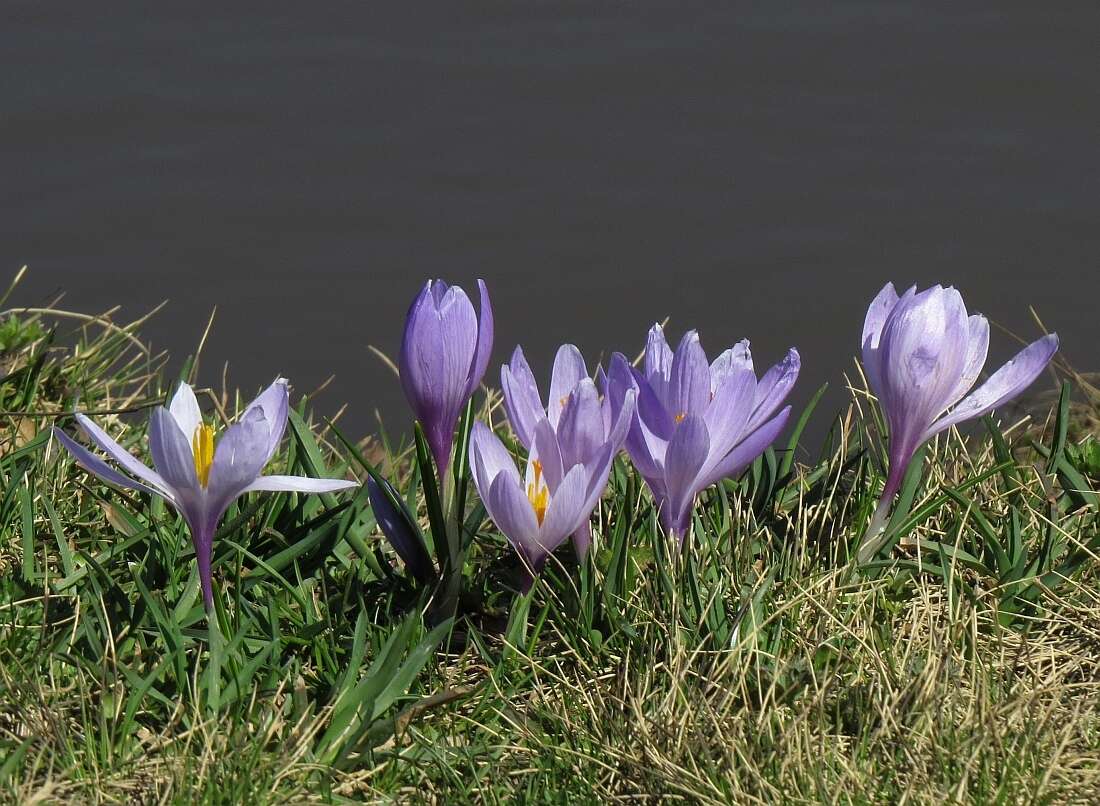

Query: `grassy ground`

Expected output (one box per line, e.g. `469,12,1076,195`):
2,288,1100,804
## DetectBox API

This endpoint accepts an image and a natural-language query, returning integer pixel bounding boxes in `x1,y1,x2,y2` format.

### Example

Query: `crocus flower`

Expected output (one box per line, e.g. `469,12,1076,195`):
400,279,494,478
608,324,799,543
52,379,357,610
469,417,616,591
500,343,635,558
860,282,1058,546
366,475,434,584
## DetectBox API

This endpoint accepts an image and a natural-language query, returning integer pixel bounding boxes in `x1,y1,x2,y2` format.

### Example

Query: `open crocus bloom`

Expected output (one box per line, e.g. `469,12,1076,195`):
469,419,615,591
52,379,357,610
500,344,635,557
608,324,799,543
861,283,1058,543
399,279,494,478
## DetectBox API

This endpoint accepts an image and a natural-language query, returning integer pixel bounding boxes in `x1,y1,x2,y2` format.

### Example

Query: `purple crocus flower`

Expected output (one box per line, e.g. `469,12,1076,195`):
861,283,1058,544
607,324,800,543
400,279,494,478
500,344,635,558
469,416,617,591
52,379,357,610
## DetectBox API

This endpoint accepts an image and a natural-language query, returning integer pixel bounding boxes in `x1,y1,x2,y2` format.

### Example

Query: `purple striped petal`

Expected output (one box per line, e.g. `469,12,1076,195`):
925,333,1059,440
710,339,753,391
702,368,756,465
74,413,172,495
243,475,357,494
530,418,564,492
669,331,711,418
548,344,588,428
149,407,200,493
52,426,165,498
486,471,542,567
943,315,989,409
465,279,494,400
699,406,792,490
501,345,545,451
663,414,710,535
206,410,272,501
557,378,605,468
746,348,801,434
538,463,588,549
243,378,290,464
861,282,899,399
469,421,522,499
645,324,673,404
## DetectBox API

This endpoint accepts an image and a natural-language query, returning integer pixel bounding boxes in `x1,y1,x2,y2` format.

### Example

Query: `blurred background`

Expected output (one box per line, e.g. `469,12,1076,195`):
3,1,1097,441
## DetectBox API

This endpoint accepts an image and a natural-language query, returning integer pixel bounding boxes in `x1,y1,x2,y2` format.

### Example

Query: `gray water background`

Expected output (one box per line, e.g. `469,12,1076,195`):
4,2,1098,445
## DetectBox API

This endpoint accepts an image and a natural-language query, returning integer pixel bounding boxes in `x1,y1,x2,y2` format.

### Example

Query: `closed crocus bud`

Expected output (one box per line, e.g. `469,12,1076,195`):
399,280,494,478
366,476,434,585
860,282,1058,552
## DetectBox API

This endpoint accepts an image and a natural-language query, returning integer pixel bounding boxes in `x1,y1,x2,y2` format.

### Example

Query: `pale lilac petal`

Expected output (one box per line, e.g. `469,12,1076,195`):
469,421,522,499
926,333,1059,440
606,387,636,452
366,476,433,583
148,407,200,492
663,414,710,528
548,344,588,428
669,331,711,418
206,410,272,501
644,324,673,404
465,279,495,399
243,378,290,463
702,368,756,463
168,383,202,450
609,353,665,480
861,282,900,399
530,418,564,492
74,413,173,495
242,475,357,493
557,379,604,468
501,346,545,450
746,348,800,433
486,472,542,564
577,442,616,521
943,314,989,409
710,339,753,391
699,406,792,490
52,427,164,497
538,463,588,548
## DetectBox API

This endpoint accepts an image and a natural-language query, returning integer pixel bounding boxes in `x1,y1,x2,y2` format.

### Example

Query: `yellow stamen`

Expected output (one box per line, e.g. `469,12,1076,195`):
526,459,549,525
192,423,216,487
674,412,686,424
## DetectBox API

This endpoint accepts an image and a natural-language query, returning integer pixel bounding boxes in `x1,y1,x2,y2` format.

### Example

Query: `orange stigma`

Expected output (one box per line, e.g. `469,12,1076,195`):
526,459,549,525
674,412,686,424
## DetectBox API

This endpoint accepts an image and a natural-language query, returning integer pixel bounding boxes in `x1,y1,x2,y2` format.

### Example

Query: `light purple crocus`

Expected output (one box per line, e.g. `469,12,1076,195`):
400,279,494,478
608,324,800,543
500,344,635,558
469,416,617,592
861,283,1058,547
52,379,357,610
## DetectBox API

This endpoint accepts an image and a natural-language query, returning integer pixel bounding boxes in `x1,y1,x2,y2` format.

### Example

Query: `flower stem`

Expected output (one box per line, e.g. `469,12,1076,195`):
856,493,894,564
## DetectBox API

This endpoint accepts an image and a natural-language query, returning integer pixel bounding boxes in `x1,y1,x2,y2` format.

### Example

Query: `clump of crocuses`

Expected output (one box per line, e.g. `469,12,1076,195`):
500,344,635,558
400,279,493,478
53,379,357,610
859,282,1058,557
608,324,799,543
470,343,635,590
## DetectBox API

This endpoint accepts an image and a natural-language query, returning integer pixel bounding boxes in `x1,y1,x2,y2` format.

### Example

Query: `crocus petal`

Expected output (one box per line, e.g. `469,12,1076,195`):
242,475,357,494
861,282,899,398
242,378,290,464
702,368,756,464
464,279,495,400
644,324,673,404
74,413,173,495
168,383,202,451
710,339,753,391
538,463,589,548
501,346,545,450
52,427,164,497
746,348,801,434
663,414,710,531
669,331,711,418
148,407,200,492
469,421,523,499
206,410,272,503
548,344,589,428
530,418,565,492
943,315,989,409
577,441,616,521
925,333,1059,440
557,379,605,468
606,387,636,452
609,353,666,480
699,406,792,490
486,471,541,562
